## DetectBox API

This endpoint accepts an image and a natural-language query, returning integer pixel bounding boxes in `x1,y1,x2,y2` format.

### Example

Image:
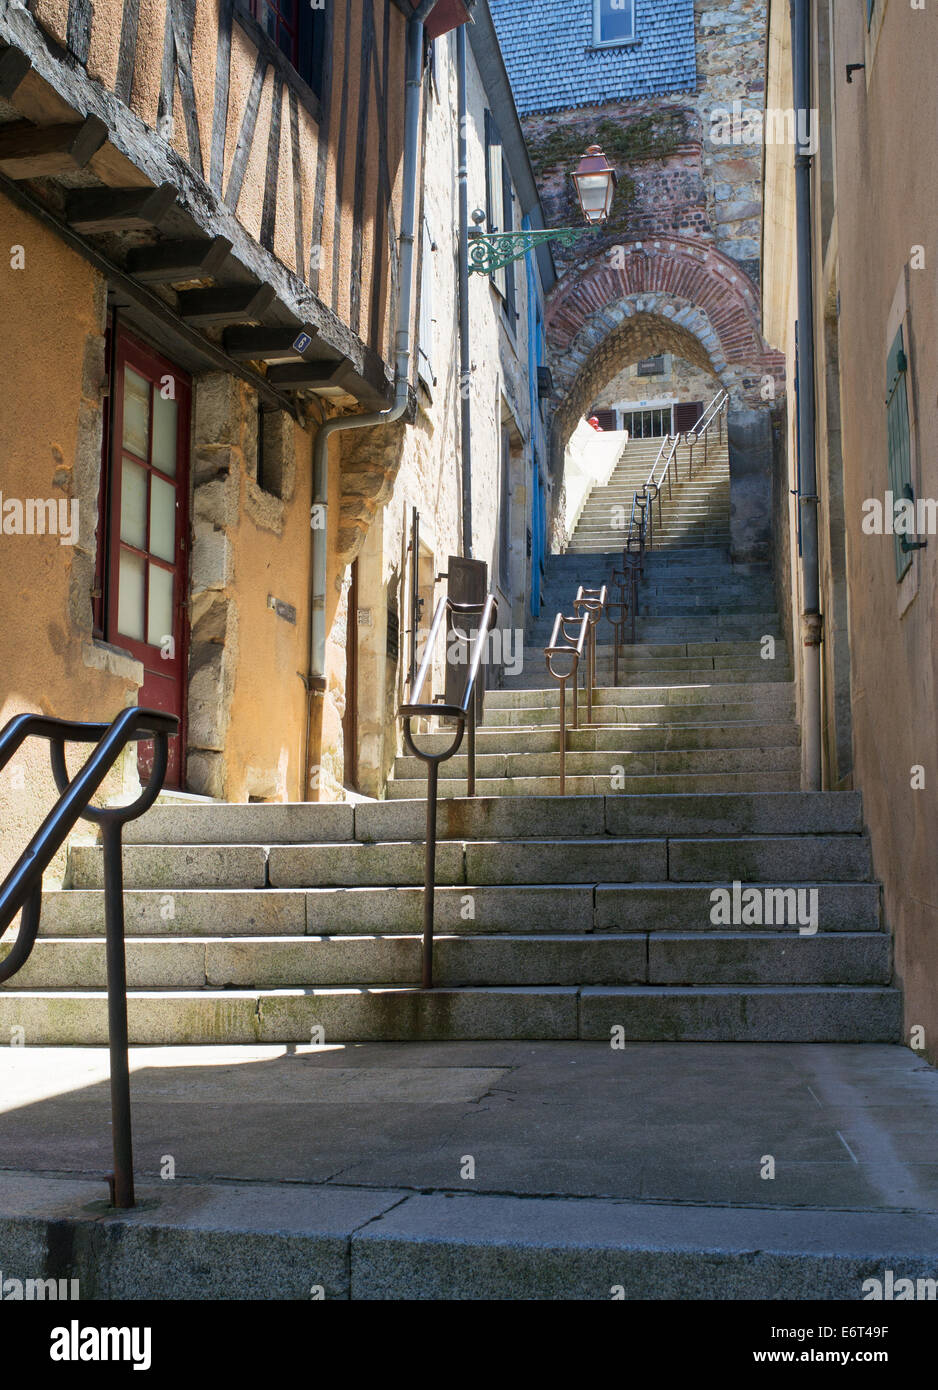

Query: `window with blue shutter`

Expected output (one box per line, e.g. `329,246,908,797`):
885,325,913,580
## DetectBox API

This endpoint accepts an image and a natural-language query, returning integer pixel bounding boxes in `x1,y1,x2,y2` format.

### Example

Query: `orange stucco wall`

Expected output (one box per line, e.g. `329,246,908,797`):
0,199,140,879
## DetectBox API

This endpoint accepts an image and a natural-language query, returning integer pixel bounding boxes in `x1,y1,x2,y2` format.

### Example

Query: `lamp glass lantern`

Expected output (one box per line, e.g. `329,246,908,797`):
572,145,618,225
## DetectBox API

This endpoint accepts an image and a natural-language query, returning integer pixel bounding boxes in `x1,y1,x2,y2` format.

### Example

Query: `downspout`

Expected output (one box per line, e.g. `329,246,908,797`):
522,218,541,618
456,21,473,558
303,0,436,799
791,0,823,791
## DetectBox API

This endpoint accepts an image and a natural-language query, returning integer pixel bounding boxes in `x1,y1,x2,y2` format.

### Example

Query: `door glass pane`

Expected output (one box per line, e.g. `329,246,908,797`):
152,390,178,477
147,564,174,648
120,458,147,549
117,550,145,640
122,368,150,458
150,475,176,562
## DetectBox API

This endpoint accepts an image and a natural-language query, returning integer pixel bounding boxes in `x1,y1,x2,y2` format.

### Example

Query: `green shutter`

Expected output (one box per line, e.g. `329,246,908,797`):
885,326,912,580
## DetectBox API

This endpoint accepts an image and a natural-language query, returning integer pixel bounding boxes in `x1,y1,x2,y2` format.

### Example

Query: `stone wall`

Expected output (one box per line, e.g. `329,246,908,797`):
592,355,722,414
315,28,545,798
517,1,768,284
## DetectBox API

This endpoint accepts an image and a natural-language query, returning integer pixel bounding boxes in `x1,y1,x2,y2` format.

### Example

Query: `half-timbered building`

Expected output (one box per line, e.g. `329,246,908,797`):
0,0,553,827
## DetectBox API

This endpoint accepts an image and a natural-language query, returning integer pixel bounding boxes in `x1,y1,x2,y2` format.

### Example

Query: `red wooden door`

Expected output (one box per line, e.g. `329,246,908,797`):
106,330,190,787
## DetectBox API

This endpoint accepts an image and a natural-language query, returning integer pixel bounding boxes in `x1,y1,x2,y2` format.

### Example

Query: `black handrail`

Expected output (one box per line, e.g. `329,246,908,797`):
0,707,178,1208
399,594,497,988
606,551,642,683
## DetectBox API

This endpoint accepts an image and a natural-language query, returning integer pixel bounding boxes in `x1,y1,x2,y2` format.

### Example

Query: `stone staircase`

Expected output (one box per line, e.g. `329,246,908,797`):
0,443,900,1048
566,433,731,553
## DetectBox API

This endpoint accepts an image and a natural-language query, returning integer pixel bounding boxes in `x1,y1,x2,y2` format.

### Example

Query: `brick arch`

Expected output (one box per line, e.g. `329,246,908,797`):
546,236,784,468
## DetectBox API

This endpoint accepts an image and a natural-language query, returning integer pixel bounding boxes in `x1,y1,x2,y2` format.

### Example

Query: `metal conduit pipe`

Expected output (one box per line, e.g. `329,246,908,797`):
791,0,823,791
303,0,437,799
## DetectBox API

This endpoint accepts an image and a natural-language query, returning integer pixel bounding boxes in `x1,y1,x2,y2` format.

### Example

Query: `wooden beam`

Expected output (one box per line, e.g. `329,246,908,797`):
222,324,323,362
178,282,276,326
125,235,232,283
0,165,299,415
66,181,177,232
266,360,354,392
0,46,30,100
0,115,108,179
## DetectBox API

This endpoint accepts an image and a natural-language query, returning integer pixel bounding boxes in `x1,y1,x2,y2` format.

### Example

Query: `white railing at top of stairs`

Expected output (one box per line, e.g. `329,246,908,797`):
634,388,729,550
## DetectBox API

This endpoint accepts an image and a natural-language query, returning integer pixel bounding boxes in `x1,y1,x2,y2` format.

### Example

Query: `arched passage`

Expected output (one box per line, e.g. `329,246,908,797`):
545,238,786,563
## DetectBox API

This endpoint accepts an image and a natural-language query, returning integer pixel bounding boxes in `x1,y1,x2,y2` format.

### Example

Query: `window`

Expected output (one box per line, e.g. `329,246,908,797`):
885,326,914,581
246,0,326,100
257,406,287,498
637,354,666,377
593,0,636,48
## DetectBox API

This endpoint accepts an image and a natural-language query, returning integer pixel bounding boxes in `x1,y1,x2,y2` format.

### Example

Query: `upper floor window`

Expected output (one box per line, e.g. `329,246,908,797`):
247,0,326,101
593,0,636,48
637,354,666,377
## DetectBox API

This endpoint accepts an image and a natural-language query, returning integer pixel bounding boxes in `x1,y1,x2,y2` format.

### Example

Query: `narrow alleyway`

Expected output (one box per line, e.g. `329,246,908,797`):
0,430,899,1044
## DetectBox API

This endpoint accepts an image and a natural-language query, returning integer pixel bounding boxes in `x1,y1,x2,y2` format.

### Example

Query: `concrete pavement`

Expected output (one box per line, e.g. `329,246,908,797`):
1,1040,938,1297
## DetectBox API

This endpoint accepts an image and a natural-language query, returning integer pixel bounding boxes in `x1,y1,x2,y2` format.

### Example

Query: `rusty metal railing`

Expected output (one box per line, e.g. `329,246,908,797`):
606,552,642,684
544,610,589,795
399,593,497,988
573,584,607,725
0,707,178,1209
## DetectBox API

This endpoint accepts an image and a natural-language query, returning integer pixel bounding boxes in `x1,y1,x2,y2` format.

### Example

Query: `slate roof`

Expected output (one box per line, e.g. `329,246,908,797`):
488,0,697,115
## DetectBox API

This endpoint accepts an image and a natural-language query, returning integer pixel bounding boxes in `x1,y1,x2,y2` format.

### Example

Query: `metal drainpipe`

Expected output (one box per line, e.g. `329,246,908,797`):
303,0,436,800
791,0,823,791
456,21,473,559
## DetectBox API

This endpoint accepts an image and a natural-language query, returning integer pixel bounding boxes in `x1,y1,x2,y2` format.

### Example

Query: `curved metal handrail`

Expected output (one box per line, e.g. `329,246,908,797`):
398,592,498,988
0,707,178,1207
607,551,643,683
573,584,607,726
544,611,589,795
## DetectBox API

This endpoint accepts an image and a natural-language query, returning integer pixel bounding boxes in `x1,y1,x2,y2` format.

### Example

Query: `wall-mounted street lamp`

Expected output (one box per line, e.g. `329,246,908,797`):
571,145,618,225
468,145,617,275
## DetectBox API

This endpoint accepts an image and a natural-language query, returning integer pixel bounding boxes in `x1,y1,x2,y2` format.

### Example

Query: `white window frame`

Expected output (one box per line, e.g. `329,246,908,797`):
592,0,636,48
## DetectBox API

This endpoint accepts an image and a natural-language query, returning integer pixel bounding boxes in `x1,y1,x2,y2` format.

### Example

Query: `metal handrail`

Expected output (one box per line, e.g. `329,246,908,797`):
573,584,607,725
606,552,642,683
0,707,178,1208
399,593,497,989
634,388,729,544
626,490,648,561
685,388,728,479
544,610,589,795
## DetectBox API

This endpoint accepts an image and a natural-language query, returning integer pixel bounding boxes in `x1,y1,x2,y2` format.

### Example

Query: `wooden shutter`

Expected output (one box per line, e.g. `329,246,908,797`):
886,326,913,580
675,401,704,432
592,409,617,431
484,111,507,299
501,160,516,328
418,219,435,388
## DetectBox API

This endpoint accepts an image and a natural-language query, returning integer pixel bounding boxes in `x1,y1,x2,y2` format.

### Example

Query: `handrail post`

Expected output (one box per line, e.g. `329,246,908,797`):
422,760,439,989
558,676,567,795
467,687,477,797
102,819,134,1209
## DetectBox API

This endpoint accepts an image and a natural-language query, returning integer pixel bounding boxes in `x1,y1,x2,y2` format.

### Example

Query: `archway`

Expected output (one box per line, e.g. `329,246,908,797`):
546,238,785,562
